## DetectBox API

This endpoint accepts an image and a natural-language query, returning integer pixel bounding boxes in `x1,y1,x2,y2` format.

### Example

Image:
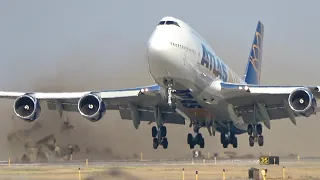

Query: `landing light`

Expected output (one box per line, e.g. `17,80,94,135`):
141,88,149,92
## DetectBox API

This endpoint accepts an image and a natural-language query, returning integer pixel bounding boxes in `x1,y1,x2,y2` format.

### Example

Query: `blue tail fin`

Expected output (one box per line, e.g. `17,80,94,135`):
243,21,264,85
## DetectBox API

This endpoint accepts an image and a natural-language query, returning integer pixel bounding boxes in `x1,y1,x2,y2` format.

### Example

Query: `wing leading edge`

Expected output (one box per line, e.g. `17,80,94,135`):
0,84,185,125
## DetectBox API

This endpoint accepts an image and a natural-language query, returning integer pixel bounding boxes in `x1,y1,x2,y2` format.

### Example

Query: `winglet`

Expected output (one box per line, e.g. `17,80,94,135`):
243,21,264,85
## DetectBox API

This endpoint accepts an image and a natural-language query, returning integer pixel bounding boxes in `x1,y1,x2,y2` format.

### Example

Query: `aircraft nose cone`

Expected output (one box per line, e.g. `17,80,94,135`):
147,31,169,57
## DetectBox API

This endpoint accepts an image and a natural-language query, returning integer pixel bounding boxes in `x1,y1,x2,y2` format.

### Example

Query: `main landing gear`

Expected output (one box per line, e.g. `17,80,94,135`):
187,124,205,149
152,125,168,149
220,132,238,148
247,124,264,147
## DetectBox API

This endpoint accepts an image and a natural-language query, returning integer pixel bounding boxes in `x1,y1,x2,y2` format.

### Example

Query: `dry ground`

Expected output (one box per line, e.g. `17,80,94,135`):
0,161,319,180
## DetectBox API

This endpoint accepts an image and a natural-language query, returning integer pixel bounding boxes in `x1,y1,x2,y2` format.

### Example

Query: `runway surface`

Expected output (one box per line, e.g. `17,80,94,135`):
0,157,316,167
0,158,319,180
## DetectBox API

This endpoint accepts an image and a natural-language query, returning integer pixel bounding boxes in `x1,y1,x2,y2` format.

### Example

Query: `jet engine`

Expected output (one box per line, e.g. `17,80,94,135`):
13,94,41,121
288,87,317,117
77,93,106,121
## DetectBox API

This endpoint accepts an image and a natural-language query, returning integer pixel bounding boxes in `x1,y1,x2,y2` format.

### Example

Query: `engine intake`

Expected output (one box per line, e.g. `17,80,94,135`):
77,93,106,121
13,94,41,121
288,88,317,117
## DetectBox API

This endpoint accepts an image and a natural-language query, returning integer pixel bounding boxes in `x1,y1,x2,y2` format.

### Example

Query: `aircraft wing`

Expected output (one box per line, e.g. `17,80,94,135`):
220,82,320,126
0,84,185,125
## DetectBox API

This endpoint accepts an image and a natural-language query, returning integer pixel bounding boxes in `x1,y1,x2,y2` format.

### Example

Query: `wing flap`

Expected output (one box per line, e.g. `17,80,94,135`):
240,107,288,122
119,107,185,125
47,102,185,125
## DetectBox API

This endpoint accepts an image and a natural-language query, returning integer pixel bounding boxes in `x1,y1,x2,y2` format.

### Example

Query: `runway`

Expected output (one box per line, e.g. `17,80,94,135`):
0,157,317,167
0,158,319,180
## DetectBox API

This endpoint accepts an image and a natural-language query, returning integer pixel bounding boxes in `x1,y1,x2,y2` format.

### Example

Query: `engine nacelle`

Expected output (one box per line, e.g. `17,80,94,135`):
13,94,41,121
77,93,106,121
288,87,317,117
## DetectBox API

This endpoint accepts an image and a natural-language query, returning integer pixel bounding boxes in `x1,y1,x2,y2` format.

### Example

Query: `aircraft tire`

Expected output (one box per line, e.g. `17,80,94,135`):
153,138,159,149
187,133,193,144
189,143,195,149
160,126,167,137
249,136,254,147
199,137,205,148
258,135,264,146
220,133,225,144
196,133,202,145
152,126,157,138
232,137,238,148
247,124,253,135
162,138,168,149
223,142,228,148
257,124,262,136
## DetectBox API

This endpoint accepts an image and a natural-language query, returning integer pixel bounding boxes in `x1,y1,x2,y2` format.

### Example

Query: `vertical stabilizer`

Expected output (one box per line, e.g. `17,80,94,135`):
243,21,264,85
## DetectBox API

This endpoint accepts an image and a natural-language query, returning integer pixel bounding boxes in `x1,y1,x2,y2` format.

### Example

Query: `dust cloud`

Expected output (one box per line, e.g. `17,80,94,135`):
0,48,195,161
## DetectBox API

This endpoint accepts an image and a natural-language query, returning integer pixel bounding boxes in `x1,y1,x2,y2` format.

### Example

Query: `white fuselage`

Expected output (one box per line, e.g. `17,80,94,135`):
146,17,248,134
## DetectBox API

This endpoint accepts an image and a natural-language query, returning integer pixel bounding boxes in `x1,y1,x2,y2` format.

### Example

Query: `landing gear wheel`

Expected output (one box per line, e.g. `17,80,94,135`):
249,136,254,147
160,126,167,137
187,133,193,144
220,133,226,144
223,143,228,148
196,133,203,144
162,138,168,149
199,137,205,148
230,132,235,143
153,138,159,149
152,126,157,138
258,135,264,146
232,137,238,148
247,124,253,135
257,124,262,136
189,143,195,149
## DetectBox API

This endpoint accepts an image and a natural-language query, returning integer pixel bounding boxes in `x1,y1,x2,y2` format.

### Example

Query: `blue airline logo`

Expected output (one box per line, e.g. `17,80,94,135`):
200,44,228,82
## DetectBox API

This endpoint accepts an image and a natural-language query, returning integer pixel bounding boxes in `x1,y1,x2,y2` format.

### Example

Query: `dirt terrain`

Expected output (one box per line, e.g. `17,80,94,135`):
0,161,319,180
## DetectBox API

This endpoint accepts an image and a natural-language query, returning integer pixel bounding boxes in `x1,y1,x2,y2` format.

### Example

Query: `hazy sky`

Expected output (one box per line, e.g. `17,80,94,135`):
1,0,320,158
1,0,320,89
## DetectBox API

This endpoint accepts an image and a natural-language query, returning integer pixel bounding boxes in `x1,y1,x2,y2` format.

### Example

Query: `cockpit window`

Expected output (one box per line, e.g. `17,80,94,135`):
158,20,180,27
158,21,165,25
165,21,180,27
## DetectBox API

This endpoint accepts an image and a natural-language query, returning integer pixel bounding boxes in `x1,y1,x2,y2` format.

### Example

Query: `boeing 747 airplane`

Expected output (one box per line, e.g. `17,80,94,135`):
2,16,319,149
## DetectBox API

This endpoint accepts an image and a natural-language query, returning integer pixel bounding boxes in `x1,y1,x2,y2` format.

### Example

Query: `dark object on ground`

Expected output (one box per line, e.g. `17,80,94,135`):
248,167,259,180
